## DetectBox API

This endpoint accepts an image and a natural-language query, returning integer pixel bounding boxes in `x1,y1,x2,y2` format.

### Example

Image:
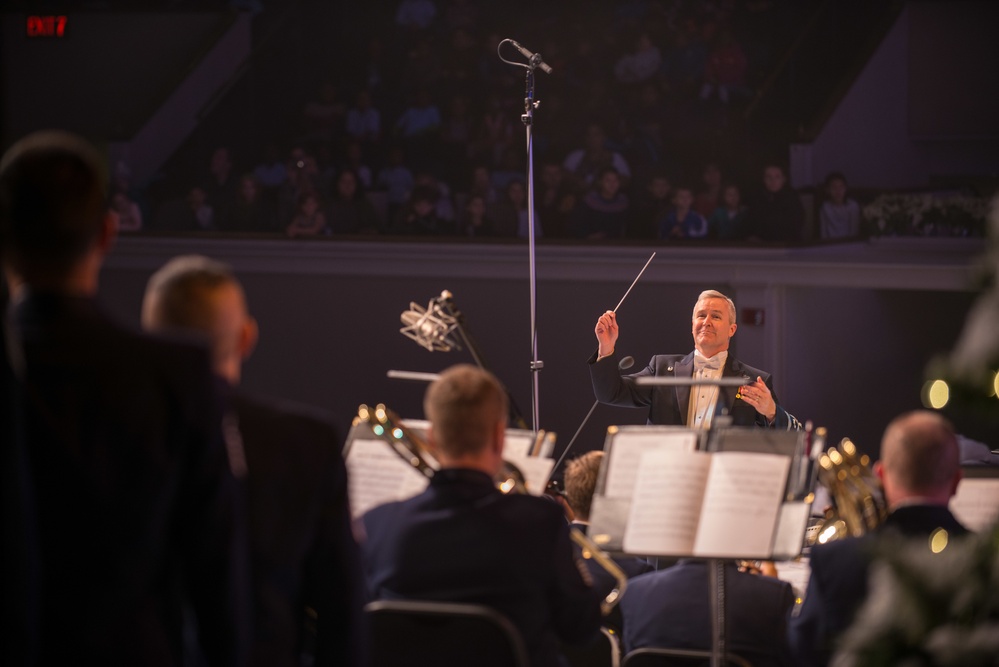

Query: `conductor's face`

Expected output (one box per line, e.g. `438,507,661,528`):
691,297,736,358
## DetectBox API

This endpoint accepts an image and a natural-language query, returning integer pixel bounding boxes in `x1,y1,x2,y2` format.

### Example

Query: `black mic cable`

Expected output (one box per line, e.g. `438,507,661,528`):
547,355,634,482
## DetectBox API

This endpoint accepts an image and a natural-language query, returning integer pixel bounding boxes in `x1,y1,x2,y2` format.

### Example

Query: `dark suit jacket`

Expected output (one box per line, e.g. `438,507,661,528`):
590,351,794,428
13,292,248,666
571,522,653,634
361,468,603,667
231,392,365,667
789,505,970,667
620,560,795,667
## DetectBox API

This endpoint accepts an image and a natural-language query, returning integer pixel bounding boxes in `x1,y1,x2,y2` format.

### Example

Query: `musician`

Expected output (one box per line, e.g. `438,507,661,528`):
789,410,969,667
0,131,249,664
563,451,653,634
360,364,603,666
142,255,365,667
590,289,799,429
619,559,795,666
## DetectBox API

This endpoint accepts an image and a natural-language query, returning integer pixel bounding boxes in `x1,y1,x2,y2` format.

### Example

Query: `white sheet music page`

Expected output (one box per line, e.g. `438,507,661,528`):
622,449,712,555
693,451,791,558
949,478,999,532
346,439,430,517
604,430,698,499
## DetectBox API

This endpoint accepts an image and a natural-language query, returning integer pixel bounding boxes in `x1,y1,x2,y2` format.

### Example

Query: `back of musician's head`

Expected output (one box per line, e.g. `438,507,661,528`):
0,131,107,282
424,364,507,460
142,255,251,380
879,410,960,500
564,450,604,521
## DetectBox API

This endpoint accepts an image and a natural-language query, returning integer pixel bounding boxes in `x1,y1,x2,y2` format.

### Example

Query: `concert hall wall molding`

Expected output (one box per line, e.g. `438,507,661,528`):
101,237,986,457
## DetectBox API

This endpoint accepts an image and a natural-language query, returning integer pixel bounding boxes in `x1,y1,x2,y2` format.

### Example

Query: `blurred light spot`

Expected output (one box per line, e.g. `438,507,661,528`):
922,380,950,409
930,528,949,553
818,525,838,544
992,370,999,398
373,425,384,436
392,428,403,439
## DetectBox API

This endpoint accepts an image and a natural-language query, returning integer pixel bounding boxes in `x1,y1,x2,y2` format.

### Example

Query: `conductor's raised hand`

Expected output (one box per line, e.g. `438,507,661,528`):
594,310,619,359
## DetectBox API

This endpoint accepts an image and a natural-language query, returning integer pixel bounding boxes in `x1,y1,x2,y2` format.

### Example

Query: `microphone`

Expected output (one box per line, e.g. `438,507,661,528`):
400,294,462,352
508,39,553,74
547,354,635,482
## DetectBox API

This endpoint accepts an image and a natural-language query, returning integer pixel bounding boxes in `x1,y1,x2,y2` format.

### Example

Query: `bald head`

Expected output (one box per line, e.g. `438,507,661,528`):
877,410,961,506
142,255,257,383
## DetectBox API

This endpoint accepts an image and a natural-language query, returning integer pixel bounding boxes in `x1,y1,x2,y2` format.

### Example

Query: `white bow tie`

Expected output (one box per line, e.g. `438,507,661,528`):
694,355,723,372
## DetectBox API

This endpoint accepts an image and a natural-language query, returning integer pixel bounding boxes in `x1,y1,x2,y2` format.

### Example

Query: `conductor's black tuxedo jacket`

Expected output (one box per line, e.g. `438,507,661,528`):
589,351,796,429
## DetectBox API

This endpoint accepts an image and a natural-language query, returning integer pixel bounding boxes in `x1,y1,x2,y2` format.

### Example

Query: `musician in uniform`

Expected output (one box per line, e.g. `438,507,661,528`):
359,364,603,666
789,410,969,667
590,289,799,429
142,255,366,667
1,131,249,665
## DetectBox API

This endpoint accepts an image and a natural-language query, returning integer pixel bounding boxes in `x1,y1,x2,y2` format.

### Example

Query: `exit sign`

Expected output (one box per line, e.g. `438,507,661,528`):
26,15,68,38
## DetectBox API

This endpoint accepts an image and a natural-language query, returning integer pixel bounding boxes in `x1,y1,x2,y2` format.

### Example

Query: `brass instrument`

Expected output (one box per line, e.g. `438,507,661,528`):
355,403,628,615
813,437,888,544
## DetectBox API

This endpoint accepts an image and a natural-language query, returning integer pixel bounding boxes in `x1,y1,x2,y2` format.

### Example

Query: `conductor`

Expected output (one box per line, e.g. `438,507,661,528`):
590,289,798,429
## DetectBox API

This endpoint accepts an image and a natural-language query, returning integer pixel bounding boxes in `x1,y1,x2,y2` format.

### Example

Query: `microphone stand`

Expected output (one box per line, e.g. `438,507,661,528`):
498,38,548,433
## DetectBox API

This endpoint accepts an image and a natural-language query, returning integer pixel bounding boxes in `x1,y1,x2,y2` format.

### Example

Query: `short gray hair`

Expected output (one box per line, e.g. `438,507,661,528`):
695,289,736,322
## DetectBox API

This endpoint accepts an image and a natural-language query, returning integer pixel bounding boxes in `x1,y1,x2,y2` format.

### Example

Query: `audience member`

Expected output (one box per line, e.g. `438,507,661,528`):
491,179,541,239
630,171,673,240
790,410,969,667
744,163,806,242
327,169,380,235
700,27,750,104
468,163,499,206
278,147,320,224
414,170,455,223
819,171,861,239
345,89,382,144
109,189,143,232
222,175,273,233
658,184,708,239
391,184,450,235
709,183,747,240
620,560,794,665
537,162,576,239
563,451,653,633
459,193,498,238
340,141,373,190
693,161,724,216
563,124,632,191
360,364,603,667
394,88,442,140
614,32,662,85
376,146,415,222
571,166,630,240
0,130,249,665
188,185,216,231
286,191,329,238
142,255,366,667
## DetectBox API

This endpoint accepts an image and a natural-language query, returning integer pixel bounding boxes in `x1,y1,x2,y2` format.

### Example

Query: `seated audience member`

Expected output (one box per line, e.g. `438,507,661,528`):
390,185,451,235
614,32,662,84
658,184,708,239
142,256,365,667
491,179,541,239
571,167,630,240
340,141,373,190
328,169,380,235
630,172,673,240
0,130,248,665
360,365,603,667
563,124,632,191
709,183,747,240
459,193,498,238
414,170,455,222
223,174,274,233
620,558,794,666
376,146,415,223
819,171,861,239
563,451,653,632
743,163,805,242
345,89,381,144
286,191,328,238
109,189,143,232
790,411,969,667
693,162,724,217
537,162,575,239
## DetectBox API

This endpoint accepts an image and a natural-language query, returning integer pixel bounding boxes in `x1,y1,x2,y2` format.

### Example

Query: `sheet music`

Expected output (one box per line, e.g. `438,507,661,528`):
604,430,698,498
345,439,430,517
693,452,791,558
949,477,999,532
503,433,535,460
504,455,555,495
622,449,712,555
